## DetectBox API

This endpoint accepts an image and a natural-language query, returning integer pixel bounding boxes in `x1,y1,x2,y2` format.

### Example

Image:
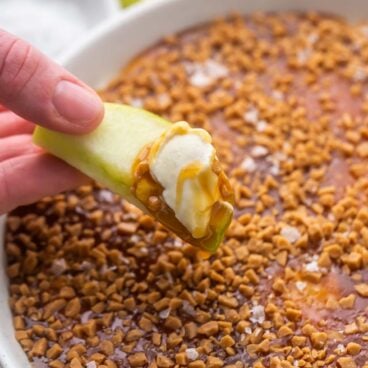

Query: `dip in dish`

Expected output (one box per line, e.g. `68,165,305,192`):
6,11,368,368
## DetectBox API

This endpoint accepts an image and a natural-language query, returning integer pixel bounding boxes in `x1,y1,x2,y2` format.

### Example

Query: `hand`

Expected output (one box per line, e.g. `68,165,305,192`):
0,30,104,214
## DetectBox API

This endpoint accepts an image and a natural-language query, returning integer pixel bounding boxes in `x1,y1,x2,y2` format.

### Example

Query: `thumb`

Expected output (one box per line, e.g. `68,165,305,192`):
0,29,104,134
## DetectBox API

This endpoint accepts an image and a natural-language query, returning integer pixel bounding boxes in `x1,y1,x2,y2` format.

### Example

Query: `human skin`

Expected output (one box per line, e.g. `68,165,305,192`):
0,29,104,214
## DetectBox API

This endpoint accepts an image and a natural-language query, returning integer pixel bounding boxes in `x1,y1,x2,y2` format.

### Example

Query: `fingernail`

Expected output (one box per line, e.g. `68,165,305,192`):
53,80,103,129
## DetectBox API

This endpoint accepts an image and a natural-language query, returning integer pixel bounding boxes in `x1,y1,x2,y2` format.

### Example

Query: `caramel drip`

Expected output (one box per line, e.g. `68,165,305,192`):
176,162,202,208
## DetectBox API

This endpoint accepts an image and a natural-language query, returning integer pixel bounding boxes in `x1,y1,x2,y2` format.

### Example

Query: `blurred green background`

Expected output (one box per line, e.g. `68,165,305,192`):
121,0,141,7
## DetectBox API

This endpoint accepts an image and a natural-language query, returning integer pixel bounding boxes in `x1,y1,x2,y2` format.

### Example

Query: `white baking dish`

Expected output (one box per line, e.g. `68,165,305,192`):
1,0,368,366
0,0,120,60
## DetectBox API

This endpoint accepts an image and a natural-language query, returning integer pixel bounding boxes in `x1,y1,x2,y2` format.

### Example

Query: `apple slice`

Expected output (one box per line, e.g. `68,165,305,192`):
34,103,168,209
33,103,233,252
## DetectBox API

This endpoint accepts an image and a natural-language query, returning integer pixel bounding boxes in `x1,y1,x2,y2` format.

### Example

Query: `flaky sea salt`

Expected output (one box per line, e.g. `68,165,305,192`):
361,26,368,37
50,258,67,275
251,146,268,158
187,60,228,87
98,189,114,203
336,344,345,353
353,66,367,82
243,108,259,124
295,281,306,291
190,73,211,87
80,261,93,270
272,90,284,100
0,0,87,58
241,157,257,172
157,93,170,107
281,226,301,243
174,239,184,248
114,349,127,360
159,308,171,319
130,98,143,108
305,260,319,273
185,348,199,360
297,49,311,64
31,357,48,368
111,317,123,331
270,164,280,176
205,60,228,77
250,305,265,324
307,33,319,44
182,300,196,317
256,120,268,132
100,264,117,274
273,152,287,161
86,362,97,368
81,311,93,324
69,337,85,345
